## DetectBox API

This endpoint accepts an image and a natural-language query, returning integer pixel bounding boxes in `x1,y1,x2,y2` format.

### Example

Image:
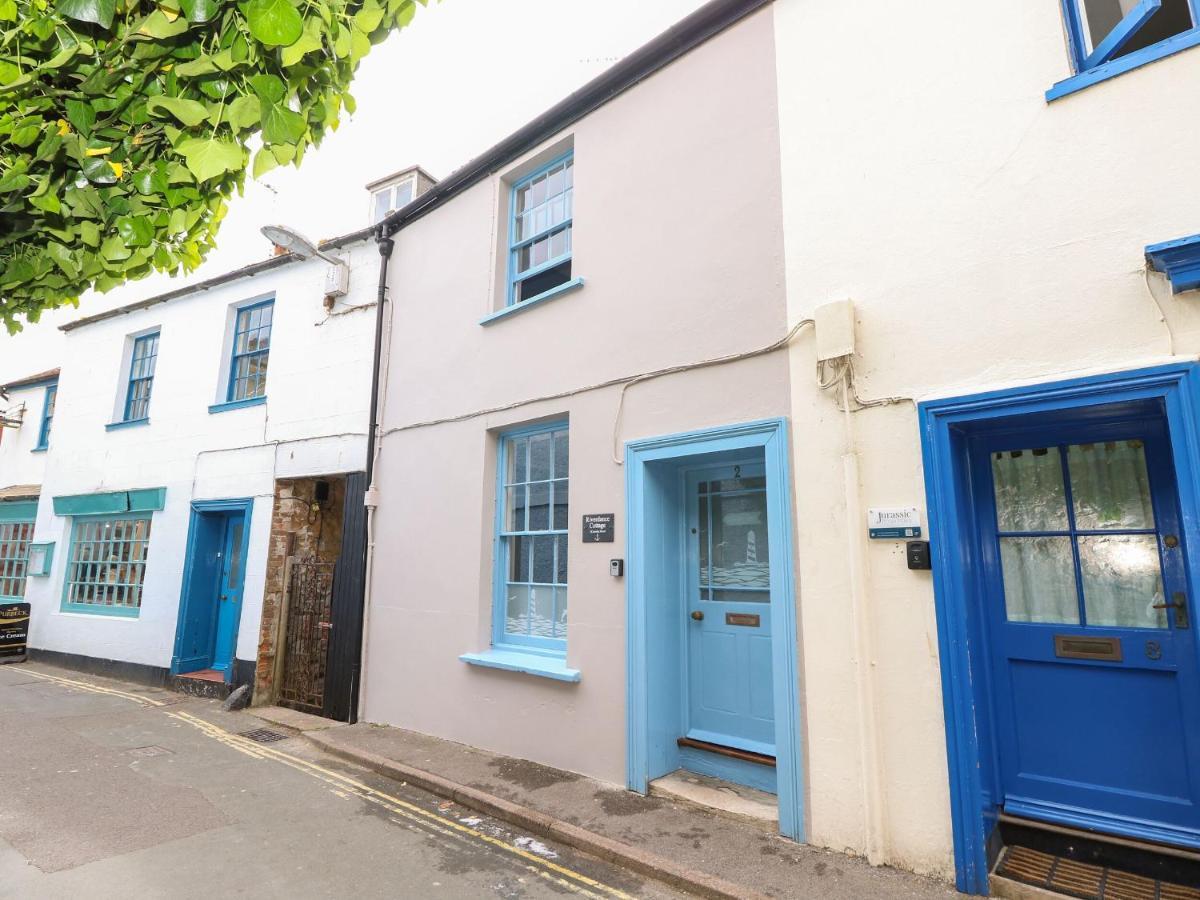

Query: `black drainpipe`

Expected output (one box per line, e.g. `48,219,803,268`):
346,230,393,724
366,230,395,487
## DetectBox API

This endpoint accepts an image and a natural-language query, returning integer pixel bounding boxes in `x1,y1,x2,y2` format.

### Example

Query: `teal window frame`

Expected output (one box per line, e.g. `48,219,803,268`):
227,299,273,403
0,519,35,600
61,513,153,618
123,331,159,423
491,421,570,656
35,383,56,451
507,153,574,307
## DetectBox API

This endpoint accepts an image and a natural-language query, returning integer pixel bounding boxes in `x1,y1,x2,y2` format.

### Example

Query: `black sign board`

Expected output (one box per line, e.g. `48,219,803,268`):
0,602,30,659
582,514,615,543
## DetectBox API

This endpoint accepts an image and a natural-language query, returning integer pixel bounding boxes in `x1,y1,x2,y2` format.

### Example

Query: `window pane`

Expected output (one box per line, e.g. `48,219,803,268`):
393,180,413,208
1080,0,1194,57
1079,534,1166,629
374,191,390,223
65,516,152,610
528,482,550,531
505,584,531,635
709,490,770,589
553,430,568,478
554,586,568,636
507,436,529,484
998,536,1079,624
1068,440,1155,531
509,535,531,582
530,432,552,481
530,585,554,638
505,485,527,532
552,480,568,529
555,534,568,584
531,534,555,583
991,448,1069,532
712,589,770,604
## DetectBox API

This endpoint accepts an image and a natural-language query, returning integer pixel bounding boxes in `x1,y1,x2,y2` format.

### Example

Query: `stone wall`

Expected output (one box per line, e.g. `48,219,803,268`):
253,475,346,704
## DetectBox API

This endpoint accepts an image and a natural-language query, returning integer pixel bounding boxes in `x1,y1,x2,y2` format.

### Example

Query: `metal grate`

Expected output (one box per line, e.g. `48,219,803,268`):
278,558,336,714
998,845,1200,900
239,728,288,744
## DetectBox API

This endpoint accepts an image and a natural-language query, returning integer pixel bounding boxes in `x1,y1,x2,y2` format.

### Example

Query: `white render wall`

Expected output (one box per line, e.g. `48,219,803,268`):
774,0,1200,879
23,240,379,671
0,381,53,491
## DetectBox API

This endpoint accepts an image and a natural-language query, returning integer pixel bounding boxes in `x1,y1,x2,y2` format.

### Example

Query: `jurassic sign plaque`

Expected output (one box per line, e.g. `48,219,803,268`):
0,602,30,663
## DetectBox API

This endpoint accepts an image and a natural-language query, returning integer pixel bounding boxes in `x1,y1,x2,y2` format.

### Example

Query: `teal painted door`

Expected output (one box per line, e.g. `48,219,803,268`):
685,463,775,757
211,515,246,674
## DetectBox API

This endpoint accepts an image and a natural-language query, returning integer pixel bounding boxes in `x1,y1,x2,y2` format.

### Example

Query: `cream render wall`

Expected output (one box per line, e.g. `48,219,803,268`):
362,8,789,785
774,0,1200,880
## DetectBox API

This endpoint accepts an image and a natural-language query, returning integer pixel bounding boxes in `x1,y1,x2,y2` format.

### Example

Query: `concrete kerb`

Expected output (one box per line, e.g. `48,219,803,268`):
303,728,771,900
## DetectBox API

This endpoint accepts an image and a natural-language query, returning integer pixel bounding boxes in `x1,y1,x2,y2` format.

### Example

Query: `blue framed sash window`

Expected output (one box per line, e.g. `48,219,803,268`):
494,422,570,654
62,515,152,616
35,383,56,450
1050,0,1199,98
228,300,273,402
509,154,574,306
124,332,159,422
0,520,34,600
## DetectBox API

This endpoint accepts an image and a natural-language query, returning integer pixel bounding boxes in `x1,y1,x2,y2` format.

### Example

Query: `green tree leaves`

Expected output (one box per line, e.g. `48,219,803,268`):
1,0,432,331
243,0,303,46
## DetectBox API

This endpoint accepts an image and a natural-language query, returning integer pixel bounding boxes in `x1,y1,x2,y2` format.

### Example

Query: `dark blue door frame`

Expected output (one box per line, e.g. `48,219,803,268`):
171,498,254,680
920,364,1200,894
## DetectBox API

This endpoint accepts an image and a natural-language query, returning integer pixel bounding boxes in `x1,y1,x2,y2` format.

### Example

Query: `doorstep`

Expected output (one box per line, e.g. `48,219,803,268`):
295,722,957,900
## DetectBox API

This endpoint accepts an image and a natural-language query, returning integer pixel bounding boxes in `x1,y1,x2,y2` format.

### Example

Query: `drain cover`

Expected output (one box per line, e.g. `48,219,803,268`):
997,845,1200,900
239,727,288,743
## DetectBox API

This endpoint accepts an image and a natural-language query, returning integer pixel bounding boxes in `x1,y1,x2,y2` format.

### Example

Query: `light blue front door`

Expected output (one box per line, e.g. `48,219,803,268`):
210,515,246,673
685,463,775,758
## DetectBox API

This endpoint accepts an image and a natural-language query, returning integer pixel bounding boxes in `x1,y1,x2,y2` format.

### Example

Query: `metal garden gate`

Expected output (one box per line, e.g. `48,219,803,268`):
277,557,336,714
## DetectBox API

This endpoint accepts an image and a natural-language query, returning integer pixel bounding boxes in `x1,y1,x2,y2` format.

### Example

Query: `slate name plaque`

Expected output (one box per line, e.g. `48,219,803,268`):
0,602,30,659
582,514,615,543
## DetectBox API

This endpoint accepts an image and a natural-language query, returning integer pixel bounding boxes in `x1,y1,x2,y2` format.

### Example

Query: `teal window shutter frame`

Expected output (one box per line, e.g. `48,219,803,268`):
0,501,38,523
53,487,166,517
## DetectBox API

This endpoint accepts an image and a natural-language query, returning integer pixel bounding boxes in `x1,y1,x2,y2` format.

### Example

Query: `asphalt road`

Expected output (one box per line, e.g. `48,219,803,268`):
0,663,686,900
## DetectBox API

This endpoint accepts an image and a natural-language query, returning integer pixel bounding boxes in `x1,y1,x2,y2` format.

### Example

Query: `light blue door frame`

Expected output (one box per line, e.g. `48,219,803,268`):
625,418,803,841
920,364,1200,895
171,498,254,680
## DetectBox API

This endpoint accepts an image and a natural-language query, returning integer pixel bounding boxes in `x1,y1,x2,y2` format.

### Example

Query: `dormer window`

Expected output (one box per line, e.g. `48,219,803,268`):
372,177,415,224
365,166,436,226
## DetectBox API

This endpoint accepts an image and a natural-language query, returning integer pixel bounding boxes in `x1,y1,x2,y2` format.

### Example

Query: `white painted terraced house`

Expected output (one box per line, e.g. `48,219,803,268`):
8,163,433,716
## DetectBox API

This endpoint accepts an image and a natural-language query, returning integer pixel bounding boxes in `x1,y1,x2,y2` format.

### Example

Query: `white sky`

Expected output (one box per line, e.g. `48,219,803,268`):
2,0,707,381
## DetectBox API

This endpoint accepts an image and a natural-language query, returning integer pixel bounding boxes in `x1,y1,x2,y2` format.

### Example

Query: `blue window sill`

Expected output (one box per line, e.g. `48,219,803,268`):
459,649,581,683
480,277,584,326
60,603,140,619
106,418,149,432
31,446,47,454
1047,29,1200,101
208,396,266,414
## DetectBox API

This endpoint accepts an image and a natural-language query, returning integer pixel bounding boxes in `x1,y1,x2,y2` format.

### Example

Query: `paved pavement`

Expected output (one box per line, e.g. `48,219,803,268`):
0,663,684,900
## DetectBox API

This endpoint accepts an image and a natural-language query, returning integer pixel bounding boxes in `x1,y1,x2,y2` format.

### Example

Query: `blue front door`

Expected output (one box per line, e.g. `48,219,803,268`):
685,463,775,758
174,506,247,678
210,514,246,673
972,415,1200,845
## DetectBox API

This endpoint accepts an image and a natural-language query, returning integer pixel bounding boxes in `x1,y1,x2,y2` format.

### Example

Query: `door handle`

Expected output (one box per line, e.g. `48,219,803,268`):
220,594,228,602
1153,592,1190,629
318,622,333,630
690,611,704,621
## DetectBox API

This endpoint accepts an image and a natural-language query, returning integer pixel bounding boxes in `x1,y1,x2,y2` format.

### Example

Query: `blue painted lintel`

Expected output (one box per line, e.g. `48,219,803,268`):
480,278,584,326
459,649,581,682
106,418,149,432
1146,233,1200,294
208,395,266,414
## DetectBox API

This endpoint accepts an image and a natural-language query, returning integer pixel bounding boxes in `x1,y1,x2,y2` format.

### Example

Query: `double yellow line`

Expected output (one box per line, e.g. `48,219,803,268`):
16,667,635,900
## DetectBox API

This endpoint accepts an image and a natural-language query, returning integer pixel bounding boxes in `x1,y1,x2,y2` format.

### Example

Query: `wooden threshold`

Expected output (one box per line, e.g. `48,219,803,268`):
677,736,776,767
